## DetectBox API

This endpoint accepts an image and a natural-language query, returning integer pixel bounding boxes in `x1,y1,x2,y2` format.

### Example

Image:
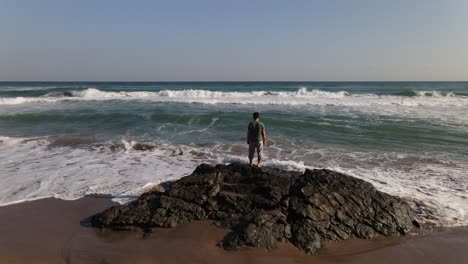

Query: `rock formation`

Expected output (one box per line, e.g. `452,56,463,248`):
91,163,416,254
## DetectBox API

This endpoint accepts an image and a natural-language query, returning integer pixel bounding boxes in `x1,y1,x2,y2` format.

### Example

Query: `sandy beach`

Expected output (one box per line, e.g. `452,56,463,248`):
0,196,466,264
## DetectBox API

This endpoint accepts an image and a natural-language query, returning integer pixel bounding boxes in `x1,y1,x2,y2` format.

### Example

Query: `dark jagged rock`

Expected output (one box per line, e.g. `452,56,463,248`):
91,163,416,254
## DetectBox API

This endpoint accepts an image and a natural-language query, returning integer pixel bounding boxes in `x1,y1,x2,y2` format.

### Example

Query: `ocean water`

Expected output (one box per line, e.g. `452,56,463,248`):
0,82,467,226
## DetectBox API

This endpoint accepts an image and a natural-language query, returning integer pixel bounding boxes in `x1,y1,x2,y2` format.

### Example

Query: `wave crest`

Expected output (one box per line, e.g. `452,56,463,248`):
0,88,466,115
415,90,457,97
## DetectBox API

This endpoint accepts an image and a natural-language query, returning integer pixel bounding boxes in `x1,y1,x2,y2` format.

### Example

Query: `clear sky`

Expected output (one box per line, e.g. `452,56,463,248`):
1,0,467,81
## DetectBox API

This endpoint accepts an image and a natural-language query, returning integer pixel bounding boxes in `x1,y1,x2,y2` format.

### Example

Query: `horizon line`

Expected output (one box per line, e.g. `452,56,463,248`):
1,80,468,83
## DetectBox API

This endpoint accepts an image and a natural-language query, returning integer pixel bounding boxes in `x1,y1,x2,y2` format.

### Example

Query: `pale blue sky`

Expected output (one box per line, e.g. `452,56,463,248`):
1,0,467,81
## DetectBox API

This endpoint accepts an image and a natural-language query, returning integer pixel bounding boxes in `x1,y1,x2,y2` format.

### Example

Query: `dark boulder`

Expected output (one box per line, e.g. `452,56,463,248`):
63,91,74,97
91,163,416,254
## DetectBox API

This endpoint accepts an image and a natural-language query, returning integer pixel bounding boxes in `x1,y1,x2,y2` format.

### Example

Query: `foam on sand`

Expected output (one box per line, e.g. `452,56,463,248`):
0,136,466,227
0,137,197,206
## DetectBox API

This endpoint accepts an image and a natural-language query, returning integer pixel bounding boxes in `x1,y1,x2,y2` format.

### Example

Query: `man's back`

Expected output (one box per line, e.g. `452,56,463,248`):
248,120,265,143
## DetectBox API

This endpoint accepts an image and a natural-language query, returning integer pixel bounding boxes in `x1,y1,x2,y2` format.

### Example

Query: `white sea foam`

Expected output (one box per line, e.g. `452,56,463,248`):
0,136,198,205
415,90,457,97
0,97,56,105
0,86,59,92
0,136,466,227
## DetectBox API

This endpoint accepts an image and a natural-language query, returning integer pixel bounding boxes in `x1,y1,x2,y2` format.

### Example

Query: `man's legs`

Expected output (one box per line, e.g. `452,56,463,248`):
248,143,255,166
256,142,263,167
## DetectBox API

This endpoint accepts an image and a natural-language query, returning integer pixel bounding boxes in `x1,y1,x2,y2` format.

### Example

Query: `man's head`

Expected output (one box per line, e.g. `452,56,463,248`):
253,112,260,120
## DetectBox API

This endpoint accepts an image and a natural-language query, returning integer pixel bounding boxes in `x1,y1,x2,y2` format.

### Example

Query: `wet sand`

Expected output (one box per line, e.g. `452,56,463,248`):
0,196,466,264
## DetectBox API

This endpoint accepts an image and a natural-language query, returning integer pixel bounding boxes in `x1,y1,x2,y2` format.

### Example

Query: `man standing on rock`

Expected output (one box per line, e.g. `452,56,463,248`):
247,112,266,167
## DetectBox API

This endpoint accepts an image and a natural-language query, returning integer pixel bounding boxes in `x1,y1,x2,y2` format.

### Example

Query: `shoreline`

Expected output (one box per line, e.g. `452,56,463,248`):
0,196,466,263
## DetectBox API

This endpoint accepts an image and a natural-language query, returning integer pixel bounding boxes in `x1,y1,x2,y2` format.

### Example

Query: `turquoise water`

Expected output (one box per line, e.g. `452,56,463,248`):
0,82,467,226
1,82,467,152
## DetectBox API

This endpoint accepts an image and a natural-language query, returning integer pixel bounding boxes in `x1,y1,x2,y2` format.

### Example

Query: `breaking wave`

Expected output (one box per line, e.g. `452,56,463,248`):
0,87,467,106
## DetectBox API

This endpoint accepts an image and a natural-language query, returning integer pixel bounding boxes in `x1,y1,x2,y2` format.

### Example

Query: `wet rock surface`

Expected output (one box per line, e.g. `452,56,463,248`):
91,163,416,254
